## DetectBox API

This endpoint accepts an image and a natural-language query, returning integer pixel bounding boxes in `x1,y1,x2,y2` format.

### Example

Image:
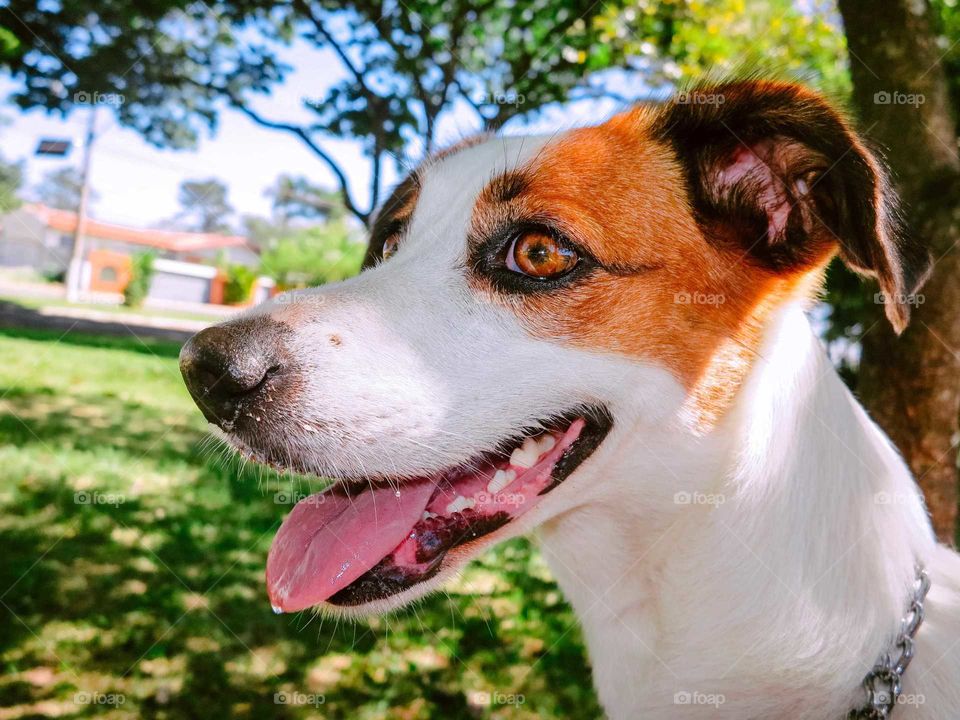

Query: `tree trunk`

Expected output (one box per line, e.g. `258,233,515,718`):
838,0,960,543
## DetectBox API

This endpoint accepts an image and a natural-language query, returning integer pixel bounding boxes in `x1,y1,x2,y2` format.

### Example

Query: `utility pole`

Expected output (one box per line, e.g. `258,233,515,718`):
64,105,97,303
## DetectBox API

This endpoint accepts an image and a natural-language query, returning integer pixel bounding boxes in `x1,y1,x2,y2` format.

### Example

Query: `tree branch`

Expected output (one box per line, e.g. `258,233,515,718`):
370,136,382,211
455,79,489,127
232,101,369,225
367,3,438,150
293,0,372,97
290,0,392,219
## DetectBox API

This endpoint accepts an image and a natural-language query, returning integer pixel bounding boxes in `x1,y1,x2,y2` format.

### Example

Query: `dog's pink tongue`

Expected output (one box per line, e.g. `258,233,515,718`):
266,479,435,612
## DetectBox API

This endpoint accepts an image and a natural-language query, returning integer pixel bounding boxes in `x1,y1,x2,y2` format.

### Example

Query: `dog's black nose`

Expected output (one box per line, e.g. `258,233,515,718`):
179,317,286,426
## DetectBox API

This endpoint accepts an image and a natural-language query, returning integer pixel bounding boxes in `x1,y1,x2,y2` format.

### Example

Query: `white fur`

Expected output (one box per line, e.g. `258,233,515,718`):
234,135,960,718
539,304,960,719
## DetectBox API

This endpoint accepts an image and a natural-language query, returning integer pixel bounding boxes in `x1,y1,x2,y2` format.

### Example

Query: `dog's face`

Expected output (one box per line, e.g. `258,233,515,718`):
180,81,928,615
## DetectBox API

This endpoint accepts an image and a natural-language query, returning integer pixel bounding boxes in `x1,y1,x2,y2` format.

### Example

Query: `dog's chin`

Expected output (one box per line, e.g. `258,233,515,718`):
217,406,612,616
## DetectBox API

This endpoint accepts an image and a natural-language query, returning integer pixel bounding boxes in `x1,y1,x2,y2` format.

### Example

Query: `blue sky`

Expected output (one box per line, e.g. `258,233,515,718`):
0,38,634,231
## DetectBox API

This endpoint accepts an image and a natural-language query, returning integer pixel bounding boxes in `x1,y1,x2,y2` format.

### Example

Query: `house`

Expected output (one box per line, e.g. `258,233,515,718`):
0,204,271,305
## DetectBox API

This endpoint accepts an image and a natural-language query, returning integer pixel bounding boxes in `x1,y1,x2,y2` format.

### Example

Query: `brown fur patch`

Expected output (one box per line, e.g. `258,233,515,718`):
469,107,835,429
363,173,421,268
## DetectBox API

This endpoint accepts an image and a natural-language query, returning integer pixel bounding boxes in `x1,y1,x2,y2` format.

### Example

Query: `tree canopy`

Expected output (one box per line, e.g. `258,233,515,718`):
33,166,95,211
0,0,632,225
173,178,235,234
0,151,22,213
5,0,960,225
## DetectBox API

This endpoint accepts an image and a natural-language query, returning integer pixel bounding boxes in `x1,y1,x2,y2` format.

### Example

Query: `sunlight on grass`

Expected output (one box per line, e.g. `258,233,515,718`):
0,329,600,719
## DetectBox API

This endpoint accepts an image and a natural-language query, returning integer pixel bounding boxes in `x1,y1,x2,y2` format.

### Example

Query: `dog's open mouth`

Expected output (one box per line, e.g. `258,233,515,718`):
266,407,611,611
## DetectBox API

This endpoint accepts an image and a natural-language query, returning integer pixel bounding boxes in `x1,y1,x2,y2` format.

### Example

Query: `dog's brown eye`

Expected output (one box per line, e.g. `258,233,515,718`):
507,230,578,279
382,234,400,260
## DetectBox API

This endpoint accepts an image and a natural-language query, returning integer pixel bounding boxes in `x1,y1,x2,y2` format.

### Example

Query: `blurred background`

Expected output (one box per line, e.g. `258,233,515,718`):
0,1,957,718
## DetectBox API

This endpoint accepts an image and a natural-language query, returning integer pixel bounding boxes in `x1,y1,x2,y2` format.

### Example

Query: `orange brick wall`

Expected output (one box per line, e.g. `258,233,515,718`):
209,270,227,305
88,249,132,294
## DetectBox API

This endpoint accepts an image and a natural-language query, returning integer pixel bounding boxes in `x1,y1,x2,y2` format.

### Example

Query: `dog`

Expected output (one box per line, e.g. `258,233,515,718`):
180,80,960,719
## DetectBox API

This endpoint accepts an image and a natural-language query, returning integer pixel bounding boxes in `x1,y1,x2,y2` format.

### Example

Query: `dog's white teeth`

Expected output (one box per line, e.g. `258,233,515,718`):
421,510,438,521
271,605,283,615
509,448,534,468
487,469,517,494
445,495,476,514
510,438,540,468
538,434,557,453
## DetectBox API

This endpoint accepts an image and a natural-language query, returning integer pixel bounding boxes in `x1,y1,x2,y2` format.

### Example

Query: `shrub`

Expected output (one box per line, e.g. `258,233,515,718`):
42,268,66,283
259,222,364,290
222,263,257,305
123,251,156,308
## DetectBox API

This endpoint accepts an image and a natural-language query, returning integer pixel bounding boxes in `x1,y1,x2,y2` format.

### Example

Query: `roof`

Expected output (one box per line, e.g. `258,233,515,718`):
24,203,252,254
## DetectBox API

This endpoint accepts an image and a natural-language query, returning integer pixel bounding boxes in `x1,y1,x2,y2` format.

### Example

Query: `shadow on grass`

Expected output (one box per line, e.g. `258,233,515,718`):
0,387,208,467
0,325,184,358
0,345,601,719
0,388,200,461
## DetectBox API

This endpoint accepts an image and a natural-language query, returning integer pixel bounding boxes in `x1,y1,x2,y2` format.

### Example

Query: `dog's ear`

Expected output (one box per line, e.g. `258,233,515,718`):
654,80,932,333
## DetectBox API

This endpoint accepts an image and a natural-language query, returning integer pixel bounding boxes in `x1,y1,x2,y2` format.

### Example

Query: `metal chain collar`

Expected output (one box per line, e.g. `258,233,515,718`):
848,565,931,720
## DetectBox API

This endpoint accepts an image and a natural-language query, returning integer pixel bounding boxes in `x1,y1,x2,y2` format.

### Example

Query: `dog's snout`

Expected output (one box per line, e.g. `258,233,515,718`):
179,317,286,426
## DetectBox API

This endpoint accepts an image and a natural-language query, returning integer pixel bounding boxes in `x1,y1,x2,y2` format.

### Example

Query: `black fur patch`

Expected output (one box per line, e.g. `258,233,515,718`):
650,79,931,331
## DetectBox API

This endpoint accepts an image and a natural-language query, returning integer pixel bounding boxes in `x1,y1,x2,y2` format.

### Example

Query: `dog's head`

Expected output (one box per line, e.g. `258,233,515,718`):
180,80,929,615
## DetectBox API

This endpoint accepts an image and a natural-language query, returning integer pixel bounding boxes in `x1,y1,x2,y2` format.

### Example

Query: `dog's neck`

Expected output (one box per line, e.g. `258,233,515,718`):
539,304,936,720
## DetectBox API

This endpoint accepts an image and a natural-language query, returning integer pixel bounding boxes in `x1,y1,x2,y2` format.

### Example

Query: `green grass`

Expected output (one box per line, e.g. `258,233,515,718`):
0,329,600,719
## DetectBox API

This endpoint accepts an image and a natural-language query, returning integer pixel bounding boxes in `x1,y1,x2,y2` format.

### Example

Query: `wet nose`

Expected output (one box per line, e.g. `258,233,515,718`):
179,317,285,426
